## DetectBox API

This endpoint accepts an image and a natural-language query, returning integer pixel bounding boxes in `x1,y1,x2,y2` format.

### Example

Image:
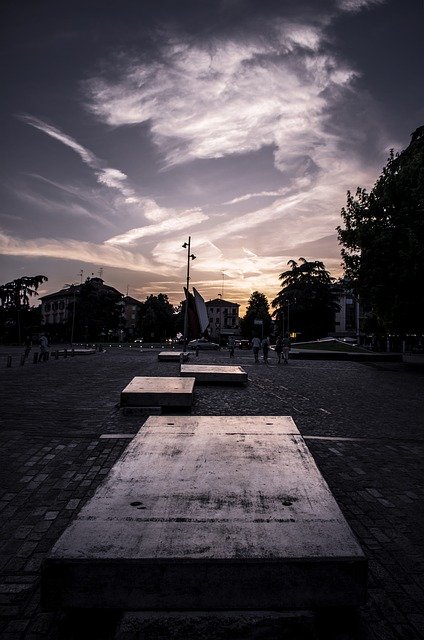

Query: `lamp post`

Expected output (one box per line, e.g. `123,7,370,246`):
182,237,196,348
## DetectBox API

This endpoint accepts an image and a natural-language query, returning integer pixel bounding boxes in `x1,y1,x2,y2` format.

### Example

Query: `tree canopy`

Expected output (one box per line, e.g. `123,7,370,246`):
272,258,339,340
139,293,176,341
337,126,424,334
240,291,273,339
73,278,123,341
0,275,47,309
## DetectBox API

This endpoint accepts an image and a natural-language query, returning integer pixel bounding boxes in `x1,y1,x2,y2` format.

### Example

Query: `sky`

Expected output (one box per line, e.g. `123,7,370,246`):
1,0,423,313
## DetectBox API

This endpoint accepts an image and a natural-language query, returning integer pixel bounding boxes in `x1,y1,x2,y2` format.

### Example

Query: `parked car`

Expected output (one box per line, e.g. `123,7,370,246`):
239,340,251,349
188,339,220,350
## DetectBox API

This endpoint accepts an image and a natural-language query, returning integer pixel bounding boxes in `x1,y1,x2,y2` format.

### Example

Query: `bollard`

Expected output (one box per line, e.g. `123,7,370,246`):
71,349,75,357
20,354,25,366
6,355,12,368
64,348,68,358
44,352,49,362
33,352,39,364
55,350,59,360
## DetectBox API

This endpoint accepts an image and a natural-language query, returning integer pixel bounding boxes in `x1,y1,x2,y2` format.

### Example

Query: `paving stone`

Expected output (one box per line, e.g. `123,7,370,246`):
1,346,424,638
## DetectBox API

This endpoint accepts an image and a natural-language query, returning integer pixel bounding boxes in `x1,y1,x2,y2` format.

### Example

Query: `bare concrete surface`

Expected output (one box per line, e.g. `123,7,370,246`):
180,363,248,383
1,346,424,638
120,376,195,407
42,416,366,610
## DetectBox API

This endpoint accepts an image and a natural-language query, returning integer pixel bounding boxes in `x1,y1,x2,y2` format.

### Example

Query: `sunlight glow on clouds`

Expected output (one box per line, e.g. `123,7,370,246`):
5,1,394,309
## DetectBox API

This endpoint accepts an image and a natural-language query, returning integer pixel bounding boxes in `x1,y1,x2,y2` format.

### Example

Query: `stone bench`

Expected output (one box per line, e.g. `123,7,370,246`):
120,377,195,408
180,364,248,384
41,415,367,612
158,351,189,362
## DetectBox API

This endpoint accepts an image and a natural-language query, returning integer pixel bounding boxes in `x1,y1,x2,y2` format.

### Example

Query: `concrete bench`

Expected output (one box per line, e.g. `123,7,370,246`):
42,415,366,612
120,376,195,408
180,364,248,384
158,351,189,362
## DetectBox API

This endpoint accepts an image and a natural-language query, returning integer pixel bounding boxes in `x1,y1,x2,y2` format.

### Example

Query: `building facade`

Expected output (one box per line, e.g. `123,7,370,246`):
205,297,240,343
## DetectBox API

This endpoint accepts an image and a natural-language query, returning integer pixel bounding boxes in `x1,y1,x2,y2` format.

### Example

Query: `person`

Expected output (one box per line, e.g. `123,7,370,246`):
228,336,235,358
275,335,283,364
282,332,291,364
23,335,32,359
39,334,49,362
251,336,261,363
261,336,270,364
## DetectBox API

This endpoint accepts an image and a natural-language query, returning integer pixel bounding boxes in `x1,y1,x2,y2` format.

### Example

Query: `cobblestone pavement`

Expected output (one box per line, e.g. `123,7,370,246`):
0,346,423,639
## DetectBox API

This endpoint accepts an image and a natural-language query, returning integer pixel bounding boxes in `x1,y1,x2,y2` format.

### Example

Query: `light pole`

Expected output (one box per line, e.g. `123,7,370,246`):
182,237,196,348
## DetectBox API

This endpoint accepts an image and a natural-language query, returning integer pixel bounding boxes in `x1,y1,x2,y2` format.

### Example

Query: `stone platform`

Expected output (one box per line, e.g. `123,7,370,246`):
158,351,189,362
120,377,195,408
41,415,367,612
180,364,248,384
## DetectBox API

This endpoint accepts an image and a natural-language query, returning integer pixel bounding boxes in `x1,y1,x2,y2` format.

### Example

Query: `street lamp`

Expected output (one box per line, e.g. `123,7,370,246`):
182,237,196,348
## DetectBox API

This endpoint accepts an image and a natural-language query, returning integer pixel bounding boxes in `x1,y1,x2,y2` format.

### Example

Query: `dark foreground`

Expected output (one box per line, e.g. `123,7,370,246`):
0,347,423,639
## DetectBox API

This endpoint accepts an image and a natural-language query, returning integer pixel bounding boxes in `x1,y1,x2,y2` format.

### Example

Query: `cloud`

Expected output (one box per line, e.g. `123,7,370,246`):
0,229,168,275
85,23,360,181
105,207,208,245
18,114,138,201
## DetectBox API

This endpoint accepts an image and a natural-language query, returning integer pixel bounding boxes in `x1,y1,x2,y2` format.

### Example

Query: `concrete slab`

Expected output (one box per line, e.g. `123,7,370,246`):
42,416,366,611
120,377,195,408
158,351,189,362
115,610,316,640
180,364,248,384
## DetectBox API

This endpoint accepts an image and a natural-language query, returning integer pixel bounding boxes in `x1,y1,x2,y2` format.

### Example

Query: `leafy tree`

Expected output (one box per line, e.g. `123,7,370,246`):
272,258,339,340
139,294,176,341
337,126,424,334
240,291,273,340
0,275,47,309
73,278,123,341
0,275,47,343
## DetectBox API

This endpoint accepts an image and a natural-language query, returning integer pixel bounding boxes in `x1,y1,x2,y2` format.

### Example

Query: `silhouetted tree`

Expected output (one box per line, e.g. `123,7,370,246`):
139,294,176,341
240,291,273,340
337,126,424,334
0,275,47,343
73,278,123,341
272,258,339,340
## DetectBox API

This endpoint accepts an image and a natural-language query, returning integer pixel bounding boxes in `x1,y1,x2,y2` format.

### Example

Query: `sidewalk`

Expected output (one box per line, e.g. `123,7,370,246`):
0,347,423,638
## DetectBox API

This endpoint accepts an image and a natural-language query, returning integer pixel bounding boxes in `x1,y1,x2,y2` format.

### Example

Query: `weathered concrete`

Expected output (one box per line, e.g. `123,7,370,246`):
120,376,195,408
158,351,189,362
180,364,248,384
115,610,316,640
42,416,366,611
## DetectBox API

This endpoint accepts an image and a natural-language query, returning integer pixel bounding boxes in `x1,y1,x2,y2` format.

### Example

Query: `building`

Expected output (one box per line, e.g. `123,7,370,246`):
206,297,240,343
332,287,360,339
120,295,143,338
39,278,142,340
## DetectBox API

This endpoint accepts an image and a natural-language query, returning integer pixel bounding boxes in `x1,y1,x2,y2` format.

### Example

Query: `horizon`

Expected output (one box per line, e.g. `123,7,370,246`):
1,1,423,314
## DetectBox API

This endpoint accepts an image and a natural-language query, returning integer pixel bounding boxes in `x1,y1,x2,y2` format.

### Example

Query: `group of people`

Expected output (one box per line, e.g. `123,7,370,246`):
250,333,291,364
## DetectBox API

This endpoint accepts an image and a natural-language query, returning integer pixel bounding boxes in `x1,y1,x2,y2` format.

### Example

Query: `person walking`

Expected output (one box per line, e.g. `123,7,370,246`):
275,335,283,364
282,332,291,364
251,336,261,363
228,336,235,358
39,334,49,362
261,336,270,364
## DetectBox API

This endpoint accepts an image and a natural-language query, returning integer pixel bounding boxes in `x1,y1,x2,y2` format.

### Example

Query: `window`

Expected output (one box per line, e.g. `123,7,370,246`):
59,301,65,310
52,302,58,311
45,303,51,312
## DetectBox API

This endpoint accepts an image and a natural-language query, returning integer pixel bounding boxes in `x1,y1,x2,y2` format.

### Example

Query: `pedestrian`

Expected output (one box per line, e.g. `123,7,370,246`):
275,335,283,364
23,335,32,359
251,336,261,363
282,332,291,364
228,336,235,358
39,334,49,362
261,336,270,364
